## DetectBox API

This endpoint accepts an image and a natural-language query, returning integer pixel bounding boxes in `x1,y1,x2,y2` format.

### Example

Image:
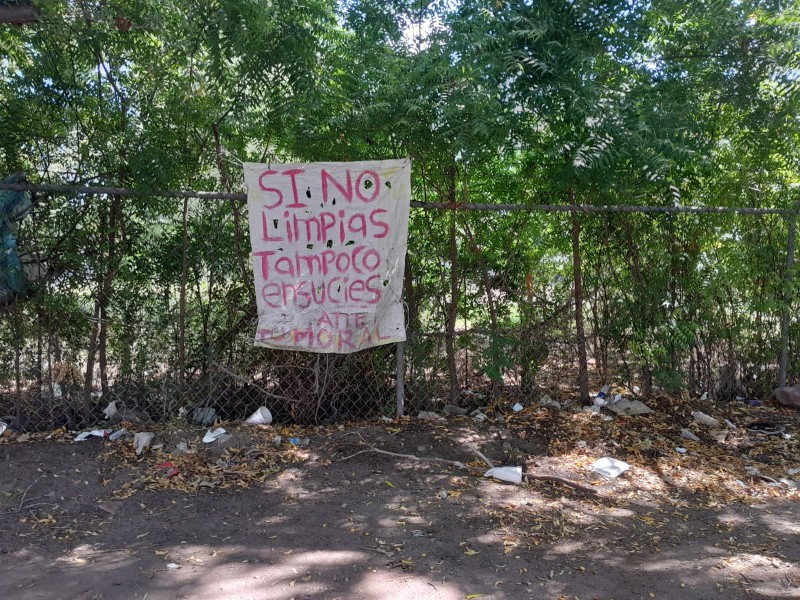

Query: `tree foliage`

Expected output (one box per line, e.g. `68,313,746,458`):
0,0,799,424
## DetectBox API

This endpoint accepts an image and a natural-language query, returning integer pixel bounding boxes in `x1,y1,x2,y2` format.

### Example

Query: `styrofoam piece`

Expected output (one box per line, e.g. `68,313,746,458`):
203,427,226,443
590,457,630,479
484,466,523,484
245,407,273,425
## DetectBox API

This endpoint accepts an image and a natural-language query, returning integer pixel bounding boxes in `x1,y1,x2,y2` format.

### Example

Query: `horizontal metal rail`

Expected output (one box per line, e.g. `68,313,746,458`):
0,181,797,215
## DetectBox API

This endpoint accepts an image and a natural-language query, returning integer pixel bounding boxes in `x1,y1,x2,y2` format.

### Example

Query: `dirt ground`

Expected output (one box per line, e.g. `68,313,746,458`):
2,399,800,600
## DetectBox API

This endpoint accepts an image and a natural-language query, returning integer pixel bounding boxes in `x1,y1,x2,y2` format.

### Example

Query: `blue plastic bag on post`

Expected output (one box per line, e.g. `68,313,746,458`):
0,173,33,301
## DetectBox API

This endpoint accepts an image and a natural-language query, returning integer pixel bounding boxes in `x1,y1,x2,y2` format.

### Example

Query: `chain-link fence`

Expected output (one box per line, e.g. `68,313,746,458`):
0,183,798,431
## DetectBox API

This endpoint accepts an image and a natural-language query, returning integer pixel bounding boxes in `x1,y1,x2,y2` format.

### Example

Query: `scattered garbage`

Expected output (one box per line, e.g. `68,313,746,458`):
788,468,800,476
700,392,709,401
193,407,217,426
106,404,153,426
774,385,800,409
75,429,111,442
710,429,729,443
691,411,720,428
442,404,468,416
166,563,180,571
681,428,701,442
288,437,310,446
484,466,523,484
202,427,226,443
214,434,233,446
103,400,118,420
155,461,180,478
471,409,488,422
133,431,155,455
746,422,786,436
748,399,763,407
743,465,781,486
611,393,622,405
417,411,442,421
0,420,7,436
245,406,273,425
16,433,30,442
676,447,687,454
109,428,128,441
607,398,654,417
589,457,631,479
511,403,524,412
586,405,602,417
593,384,611,407
724,419,736,429
576,440,587,448
538,395,561,410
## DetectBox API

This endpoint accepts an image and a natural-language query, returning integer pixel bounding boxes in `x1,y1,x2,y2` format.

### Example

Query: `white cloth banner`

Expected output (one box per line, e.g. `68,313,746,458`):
244,159,411,353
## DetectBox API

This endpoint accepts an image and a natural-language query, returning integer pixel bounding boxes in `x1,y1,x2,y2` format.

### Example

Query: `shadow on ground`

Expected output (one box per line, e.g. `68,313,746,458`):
1,415,799,599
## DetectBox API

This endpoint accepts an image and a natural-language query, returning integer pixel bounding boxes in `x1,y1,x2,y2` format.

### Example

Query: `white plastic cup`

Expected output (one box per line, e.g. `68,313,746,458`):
245,407,272,425
484,466,523,484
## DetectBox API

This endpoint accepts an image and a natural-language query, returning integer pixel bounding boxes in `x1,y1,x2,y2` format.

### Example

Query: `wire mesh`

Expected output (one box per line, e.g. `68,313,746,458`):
0,191,797,431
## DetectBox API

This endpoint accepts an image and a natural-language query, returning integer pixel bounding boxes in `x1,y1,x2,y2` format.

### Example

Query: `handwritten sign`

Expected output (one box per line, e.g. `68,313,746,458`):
244,159,411,353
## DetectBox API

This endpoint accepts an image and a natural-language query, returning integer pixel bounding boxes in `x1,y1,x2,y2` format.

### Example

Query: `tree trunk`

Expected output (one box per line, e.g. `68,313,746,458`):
178,196,189,404
445,167,460,404
403,252,418,332
36,307,43,391
83,300,101,422
212,123,252,300
570,189,589,402
13,308,22,427
463,222,501,397
47,310,55,427
98,196,122,399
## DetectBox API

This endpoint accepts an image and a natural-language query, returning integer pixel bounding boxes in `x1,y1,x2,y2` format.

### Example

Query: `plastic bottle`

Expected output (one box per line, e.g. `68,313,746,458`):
593,384,611,407
691,411,720,428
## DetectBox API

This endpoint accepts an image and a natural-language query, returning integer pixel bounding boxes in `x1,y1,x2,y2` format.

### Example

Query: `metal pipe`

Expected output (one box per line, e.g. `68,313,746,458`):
1,181,798,215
